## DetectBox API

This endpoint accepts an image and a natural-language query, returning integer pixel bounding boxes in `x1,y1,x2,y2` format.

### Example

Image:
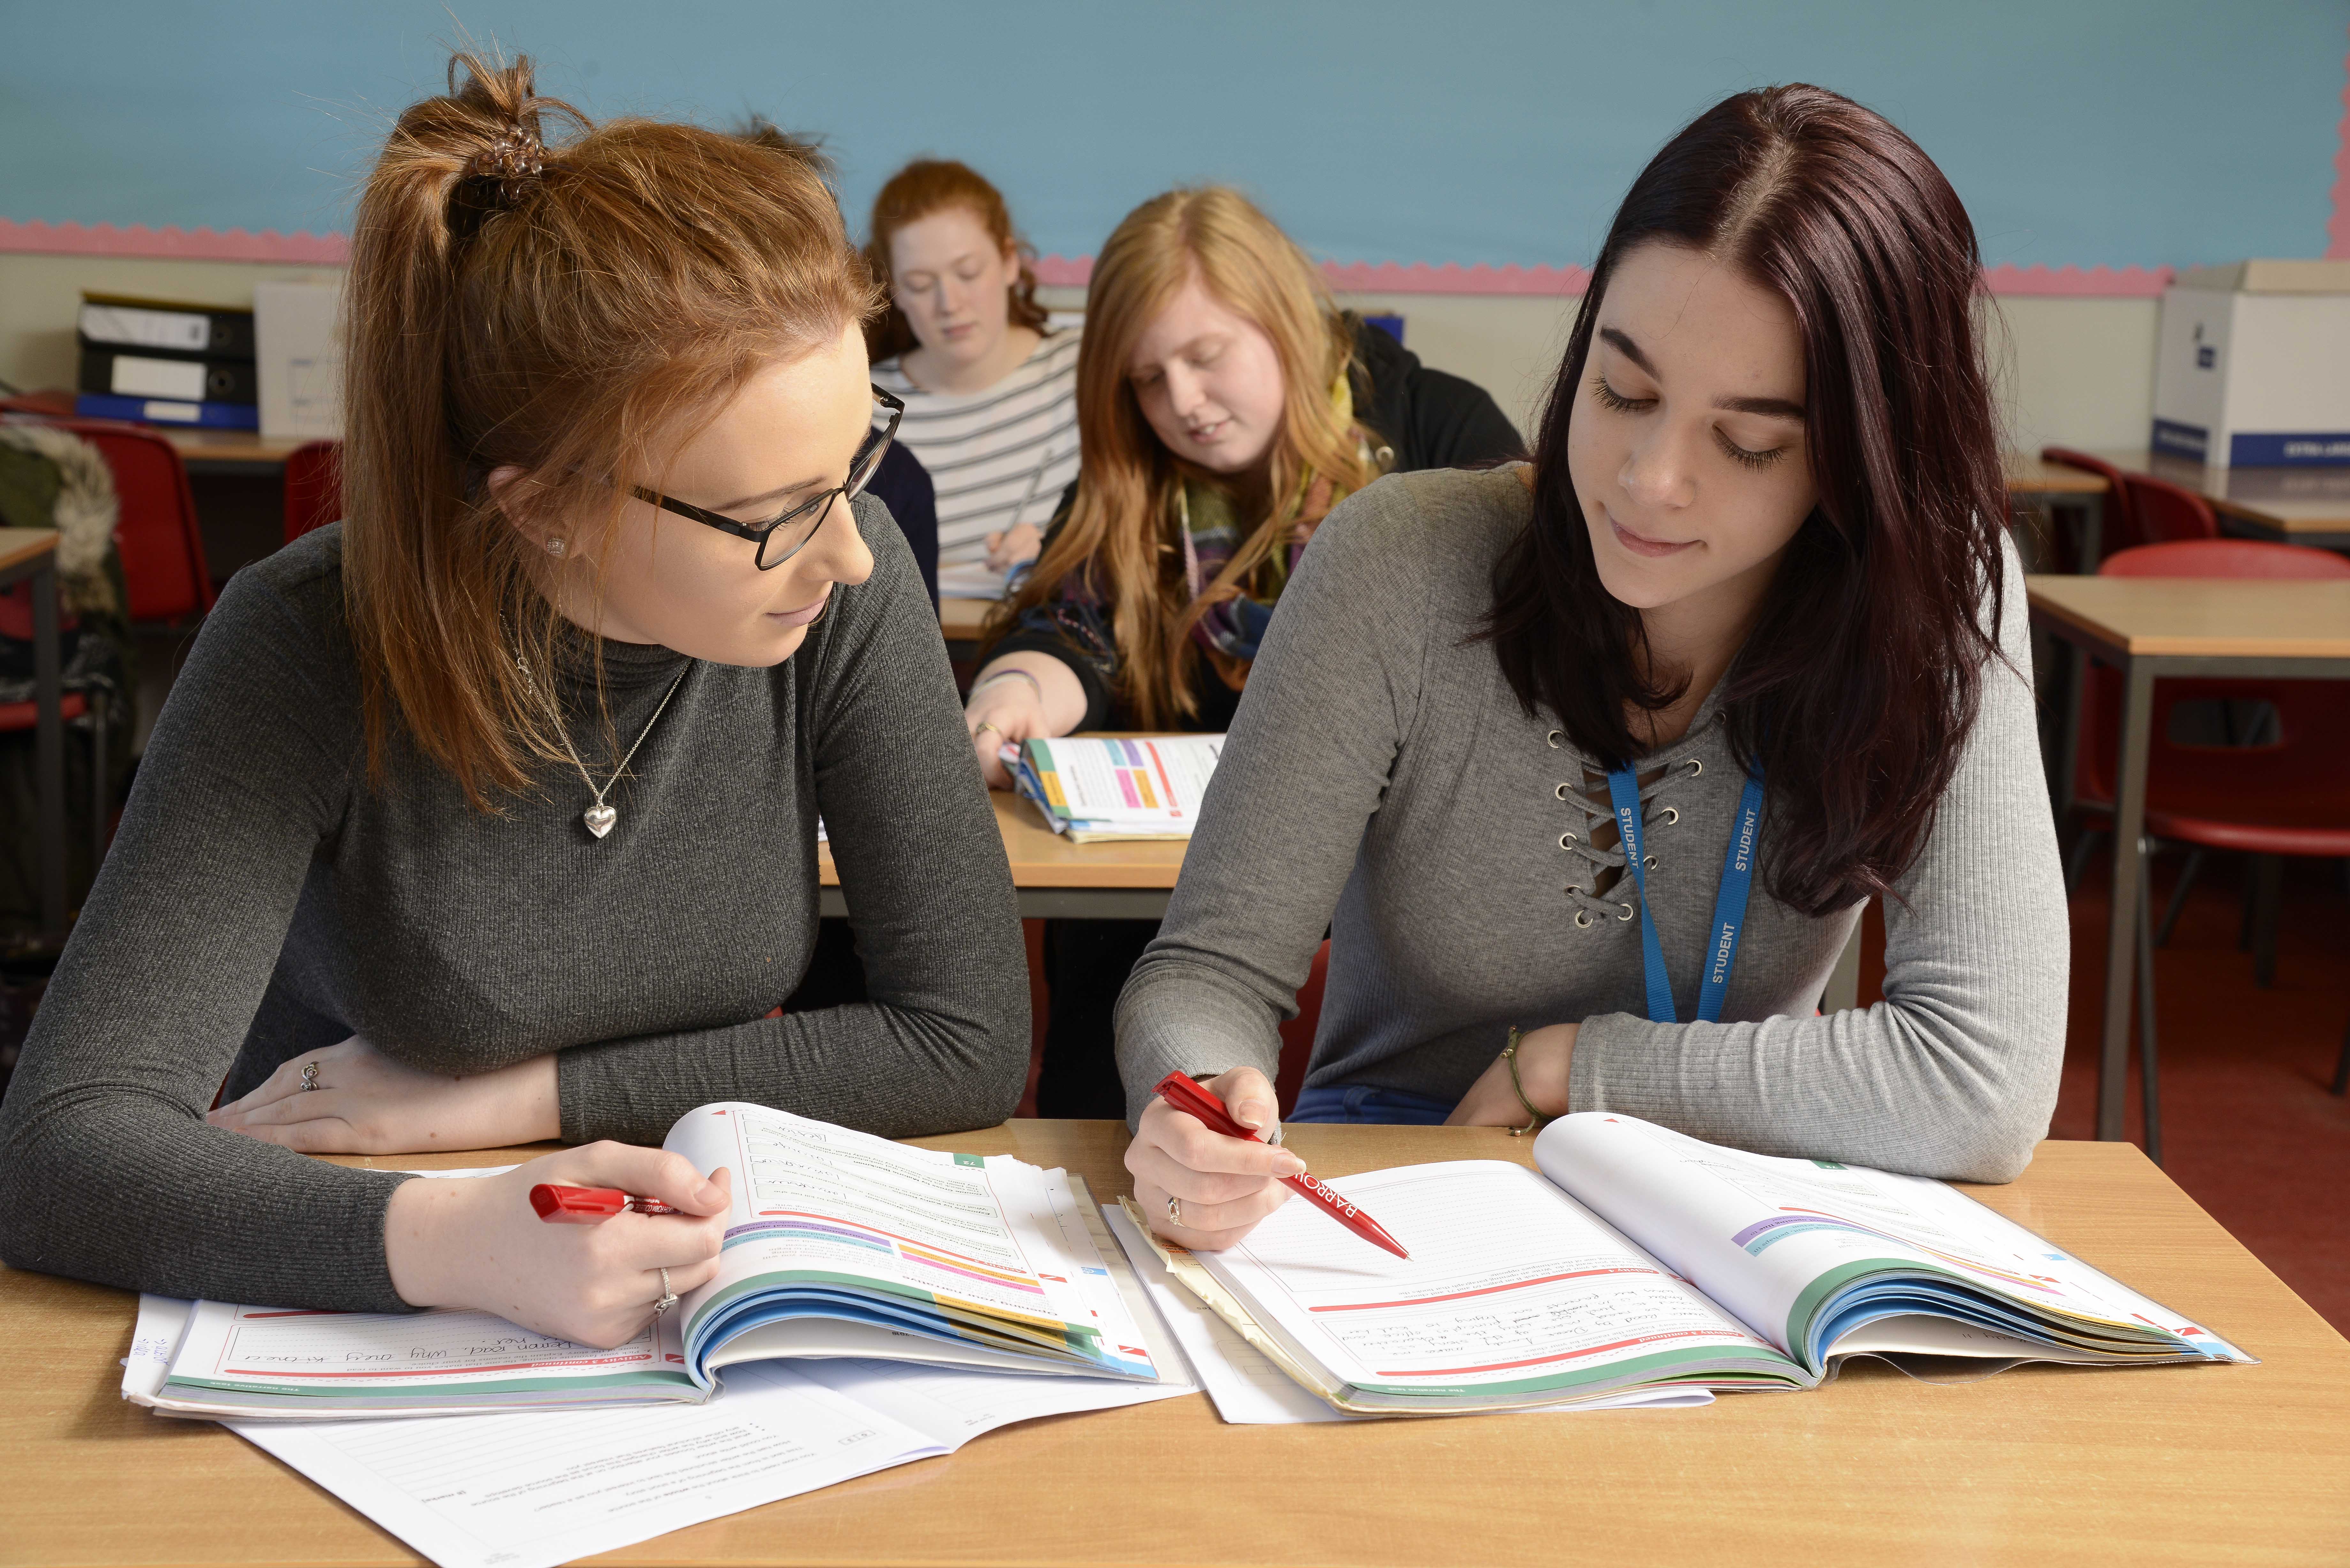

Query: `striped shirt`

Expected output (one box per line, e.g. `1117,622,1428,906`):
872,329,1082,564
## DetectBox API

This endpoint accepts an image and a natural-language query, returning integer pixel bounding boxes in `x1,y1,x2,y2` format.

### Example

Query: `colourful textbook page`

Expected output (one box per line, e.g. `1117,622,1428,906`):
1026,736,1222,824
1530,1114,2254,1372
144,1166,695,1418
1193,1159,1806,1409
663,1103,1156,1384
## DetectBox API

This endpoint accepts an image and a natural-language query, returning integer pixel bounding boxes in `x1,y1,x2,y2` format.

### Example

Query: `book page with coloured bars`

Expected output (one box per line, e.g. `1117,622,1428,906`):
669,1104,1148,1379
1532,1114,2255,1369
1027,736,1221,824
1197,1161,1806,1410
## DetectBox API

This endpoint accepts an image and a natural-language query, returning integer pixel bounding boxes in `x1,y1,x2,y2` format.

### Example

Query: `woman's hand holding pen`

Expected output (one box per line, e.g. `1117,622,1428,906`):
1126,1066,1301,1250
386,1146,732,1350
208,1036,559,1154
982,521,1042,571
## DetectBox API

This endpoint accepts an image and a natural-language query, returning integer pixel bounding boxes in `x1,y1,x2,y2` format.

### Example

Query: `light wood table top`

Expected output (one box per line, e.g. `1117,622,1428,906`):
2004,451,2112,494
160,429,309,466
2088,447,2350,533
2,1124,2343,1565
2025,574,2350,658
822,787,1186,890
0,526,60,576
938,595,993,643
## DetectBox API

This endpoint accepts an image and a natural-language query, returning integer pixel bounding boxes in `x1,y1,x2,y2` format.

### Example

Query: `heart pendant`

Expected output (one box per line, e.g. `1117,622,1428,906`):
583,803,617,839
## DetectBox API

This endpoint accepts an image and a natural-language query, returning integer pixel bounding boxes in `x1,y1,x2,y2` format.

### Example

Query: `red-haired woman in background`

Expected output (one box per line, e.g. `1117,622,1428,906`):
1117,85,2068,1249
866,160,1075,579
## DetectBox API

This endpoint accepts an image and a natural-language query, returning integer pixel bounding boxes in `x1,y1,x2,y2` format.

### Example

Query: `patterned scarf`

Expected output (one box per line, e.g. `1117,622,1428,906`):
1179,374,1362,686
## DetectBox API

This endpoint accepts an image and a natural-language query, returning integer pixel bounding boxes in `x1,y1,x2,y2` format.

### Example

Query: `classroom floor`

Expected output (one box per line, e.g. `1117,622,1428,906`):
1861,847,2350,1337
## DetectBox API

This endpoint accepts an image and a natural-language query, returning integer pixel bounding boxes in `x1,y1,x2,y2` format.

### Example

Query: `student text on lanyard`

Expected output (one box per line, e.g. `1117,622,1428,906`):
1603,763,1766,1023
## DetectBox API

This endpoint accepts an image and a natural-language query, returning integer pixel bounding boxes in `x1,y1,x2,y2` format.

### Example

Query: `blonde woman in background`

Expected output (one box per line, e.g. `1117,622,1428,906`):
866,160,1077,578
969,185,1521,1117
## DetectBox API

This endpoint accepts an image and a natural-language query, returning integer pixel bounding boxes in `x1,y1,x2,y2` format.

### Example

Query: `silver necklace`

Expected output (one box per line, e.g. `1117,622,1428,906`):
516,652,691,840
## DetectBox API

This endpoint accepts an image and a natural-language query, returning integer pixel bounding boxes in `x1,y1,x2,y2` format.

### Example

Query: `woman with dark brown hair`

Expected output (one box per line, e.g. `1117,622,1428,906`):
0,54,1027,1346
1118,85,2069,1249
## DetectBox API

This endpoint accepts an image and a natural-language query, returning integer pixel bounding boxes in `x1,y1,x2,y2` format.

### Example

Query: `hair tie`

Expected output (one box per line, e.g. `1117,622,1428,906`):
453,128,540,211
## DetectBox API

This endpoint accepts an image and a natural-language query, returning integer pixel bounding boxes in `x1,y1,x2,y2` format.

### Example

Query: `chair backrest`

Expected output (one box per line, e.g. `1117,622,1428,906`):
2074,540,2350,806
1272,939,1332,1118
283,440,343,545
2114,472,2220,546
2039,447,2142,562
45,418,214,623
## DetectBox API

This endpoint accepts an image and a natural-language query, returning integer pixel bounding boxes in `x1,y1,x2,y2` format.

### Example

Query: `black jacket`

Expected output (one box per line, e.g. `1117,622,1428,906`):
992,316,1523,730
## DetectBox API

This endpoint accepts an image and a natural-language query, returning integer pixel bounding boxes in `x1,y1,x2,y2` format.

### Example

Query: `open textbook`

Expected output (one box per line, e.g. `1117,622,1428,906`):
1130,1112,2251,1416
122,1181,1195,1568
1004,734,1223,841
133,1105,1170,1418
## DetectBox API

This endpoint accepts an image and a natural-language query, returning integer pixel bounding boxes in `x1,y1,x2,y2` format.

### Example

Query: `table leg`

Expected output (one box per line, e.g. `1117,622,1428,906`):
32,558,65,939
2097,657,2155,1142
2053,637,2087,823
2076,494,2104,572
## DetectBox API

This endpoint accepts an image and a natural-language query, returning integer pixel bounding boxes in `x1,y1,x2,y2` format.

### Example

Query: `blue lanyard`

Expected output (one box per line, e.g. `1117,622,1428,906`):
1603,764,1765,1024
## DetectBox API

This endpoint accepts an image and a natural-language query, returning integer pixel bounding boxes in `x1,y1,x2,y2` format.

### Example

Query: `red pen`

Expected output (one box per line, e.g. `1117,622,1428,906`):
1152,1072,1410,1260
529,1184,684,1224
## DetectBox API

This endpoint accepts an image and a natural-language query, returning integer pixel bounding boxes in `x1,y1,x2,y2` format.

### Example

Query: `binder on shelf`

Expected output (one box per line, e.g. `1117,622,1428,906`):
73,392,260,431
76,293,256,359
78,346,260,407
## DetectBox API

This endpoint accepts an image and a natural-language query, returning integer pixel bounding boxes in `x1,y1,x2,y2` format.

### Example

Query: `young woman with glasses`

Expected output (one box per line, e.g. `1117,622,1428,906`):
0,54,1028,1350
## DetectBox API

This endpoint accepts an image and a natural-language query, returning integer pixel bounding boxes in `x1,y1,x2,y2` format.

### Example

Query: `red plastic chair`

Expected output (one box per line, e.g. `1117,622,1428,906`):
1272,940,1332,1119
2039,447,2142,566
2116,472,2221,546
45,418,214,625
2067,539,2350,1154
283,440,342,544
0,587,109,894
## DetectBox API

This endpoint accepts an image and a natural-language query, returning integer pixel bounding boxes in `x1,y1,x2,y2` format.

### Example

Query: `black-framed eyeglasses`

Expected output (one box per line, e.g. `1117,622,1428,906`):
630,386,904,570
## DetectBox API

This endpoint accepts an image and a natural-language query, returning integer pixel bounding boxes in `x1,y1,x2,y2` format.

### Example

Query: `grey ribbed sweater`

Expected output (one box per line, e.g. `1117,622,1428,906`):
1115,464,2067,1181
0,497,1029,1309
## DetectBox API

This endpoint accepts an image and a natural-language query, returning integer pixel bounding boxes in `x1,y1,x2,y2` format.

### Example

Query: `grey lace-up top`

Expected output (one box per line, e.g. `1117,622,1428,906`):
1114,464,2069,1182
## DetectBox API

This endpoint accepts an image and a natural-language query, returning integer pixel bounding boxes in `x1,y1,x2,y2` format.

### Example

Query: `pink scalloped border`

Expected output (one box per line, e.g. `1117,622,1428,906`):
0,218,349,264
2329,28,2350,258
0,224,2231,297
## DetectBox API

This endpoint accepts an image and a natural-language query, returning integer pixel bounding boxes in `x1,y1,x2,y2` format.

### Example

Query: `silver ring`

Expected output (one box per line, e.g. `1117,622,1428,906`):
652,1267,678,1315
299,1061,319,1092
1165,1194,1182,1228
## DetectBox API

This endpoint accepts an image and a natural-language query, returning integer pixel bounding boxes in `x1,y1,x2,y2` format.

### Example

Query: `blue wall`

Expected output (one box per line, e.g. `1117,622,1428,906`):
2,0,2342,268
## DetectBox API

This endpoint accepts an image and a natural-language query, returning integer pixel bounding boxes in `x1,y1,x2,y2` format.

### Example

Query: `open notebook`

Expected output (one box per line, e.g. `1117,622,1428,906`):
1004,734,1223,841
134,1104,1168,1418
1129,1112,2251,1416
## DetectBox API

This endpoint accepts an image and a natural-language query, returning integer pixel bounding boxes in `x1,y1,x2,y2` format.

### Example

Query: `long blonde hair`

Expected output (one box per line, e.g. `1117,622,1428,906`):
343,50,876,807
989,187,1374,727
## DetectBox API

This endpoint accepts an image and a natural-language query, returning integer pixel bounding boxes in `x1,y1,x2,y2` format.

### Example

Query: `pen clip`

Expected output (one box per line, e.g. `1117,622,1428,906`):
1152,1072,1260,1143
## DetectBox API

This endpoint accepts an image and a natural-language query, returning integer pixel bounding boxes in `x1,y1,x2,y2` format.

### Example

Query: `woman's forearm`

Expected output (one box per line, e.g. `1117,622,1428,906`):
970,651,1089,735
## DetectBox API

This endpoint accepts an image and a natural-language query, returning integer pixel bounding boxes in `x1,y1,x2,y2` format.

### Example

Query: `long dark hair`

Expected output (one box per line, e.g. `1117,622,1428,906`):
1484,84,2007,917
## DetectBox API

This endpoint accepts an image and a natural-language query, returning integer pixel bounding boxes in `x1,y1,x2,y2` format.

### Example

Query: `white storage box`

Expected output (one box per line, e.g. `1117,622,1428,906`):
2152,260,2350,468
253,280,345,441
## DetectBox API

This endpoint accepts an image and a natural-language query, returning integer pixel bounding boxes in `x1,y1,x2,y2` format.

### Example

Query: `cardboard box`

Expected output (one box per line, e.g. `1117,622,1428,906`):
253,281,345,441
2152,260,2350,468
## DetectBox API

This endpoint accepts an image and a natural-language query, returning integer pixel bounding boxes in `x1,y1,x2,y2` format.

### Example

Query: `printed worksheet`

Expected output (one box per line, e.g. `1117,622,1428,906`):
1029,736,1221,822
1197,1162,1796,1403
232,1361,938,1568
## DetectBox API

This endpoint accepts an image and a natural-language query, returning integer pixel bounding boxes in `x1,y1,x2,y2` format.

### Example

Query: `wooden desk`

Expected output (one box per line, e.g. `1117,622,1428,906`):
2026,575,2350,1142
822,788,1184,919
0,528,66,935
4,1125,2344,1565
2005,452,2112,572
2089,447,2350,552
160,429,307,475
939,594,992,650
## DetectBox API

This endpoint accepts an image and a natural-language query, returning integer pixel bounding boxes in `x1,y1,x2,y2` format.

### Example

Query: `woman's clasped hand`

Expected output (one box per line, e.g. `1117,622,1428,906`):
206,1035,561,1154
